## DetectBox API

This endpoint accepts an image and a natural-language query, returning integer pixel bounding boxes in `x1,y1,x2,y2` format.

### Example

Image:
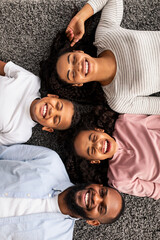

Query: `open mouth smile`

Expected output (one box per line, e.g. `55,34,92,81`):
85,60,89,76
102,140,110,154
41,104,48,118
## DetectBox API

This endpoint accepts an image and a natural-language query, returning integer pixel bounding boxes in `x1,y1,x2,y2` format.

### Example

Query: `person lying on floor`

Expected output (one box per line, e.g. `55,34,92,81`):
0,60,89,145
0,144,124,239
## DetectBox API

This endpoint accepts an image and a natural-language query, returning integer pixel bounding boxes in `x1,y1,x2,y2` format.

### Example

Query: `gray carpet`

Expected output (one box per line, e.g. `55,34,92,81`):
0,0,160,239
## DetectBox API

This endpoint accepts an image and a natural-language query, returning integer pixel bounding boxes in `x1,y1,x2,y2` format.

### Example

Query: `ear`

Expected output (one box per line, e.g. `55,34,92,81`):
94,128,104,133
90,160,101,164
86,220,100,226
42,126,54,133
47,94,59,98
72,83,83,87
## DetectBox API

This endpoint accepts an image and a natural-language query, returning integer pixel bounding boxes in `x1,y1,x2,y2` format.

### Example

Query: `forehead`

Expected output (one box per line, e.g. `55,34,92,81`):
56,53,70,79
55,98,74,130
74,130,92,156
57,52,70,69
87,186,122,223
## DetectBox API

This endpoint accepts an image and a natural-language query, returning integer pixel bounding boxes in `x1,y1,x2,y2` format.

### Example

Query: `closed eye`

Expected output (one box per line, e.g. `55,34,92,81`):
56,101,63,111
72,71,75,79
91,147,95,155
54,115,60,125
99,204,103,214
73,55,76,64
93,135,97,142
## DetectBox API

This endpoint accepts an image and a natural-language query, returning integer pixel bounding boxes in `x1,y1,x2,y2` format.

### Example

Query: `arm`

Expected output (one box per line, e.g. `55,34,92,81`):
0,60,6,76
66,0,123,46
112,179,160,200
0,144,54,162
114,96,160,115
66,3,94,46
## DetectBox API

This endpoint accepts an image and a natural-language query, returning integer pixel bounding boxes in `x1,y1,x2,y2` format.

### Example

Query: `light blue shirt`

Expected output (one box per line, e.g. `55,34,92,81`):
0,144,75,240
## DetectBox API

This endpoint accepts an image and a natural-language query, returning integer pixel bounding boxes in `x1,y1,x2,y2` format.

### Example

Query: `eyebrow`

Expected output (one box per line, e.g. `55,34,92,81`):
87,147,90,157
87,133,93,157
67,54,71,81
89,133,93,141
102,189,108,215
67,54,70,64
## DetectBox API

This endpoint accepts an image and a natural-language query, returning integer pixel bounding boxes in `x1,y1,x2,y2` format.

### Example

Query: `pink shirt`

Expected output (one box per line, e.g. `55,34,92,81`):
108,114,160,199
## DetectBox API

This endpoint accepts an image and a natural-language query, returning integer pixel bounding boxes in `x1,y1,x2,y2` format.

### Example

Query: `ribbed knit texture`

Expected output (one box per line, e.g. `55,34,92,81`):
88,0,160,114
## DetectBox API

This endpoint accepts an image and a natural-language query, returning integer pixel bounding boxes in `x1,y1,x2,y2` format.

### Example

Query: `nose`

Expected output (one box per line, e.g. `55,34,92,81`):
93,192,103,206
73,61,81,73
93,140,101,151
49,105,58,117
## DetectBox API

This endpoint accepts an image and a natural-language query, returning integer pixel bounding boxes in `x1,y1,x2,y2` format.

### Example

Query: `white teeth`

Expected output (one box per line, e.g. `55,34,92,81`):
104,141,108,153
85,192,89,207
85,61,89,74
43,105,47,117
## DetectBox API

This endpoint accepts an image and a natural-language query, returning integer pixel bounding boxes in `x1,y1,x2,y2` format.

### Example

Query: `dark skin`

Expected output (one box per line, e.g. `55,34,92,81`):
58,183,123,226
0,60,6,76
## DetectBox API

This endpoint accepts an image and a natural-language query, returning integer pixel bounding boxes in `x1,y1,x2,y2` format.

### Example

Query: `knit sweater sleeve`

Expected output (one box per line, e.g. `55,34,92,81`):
87,0,123,41
110,96,160,114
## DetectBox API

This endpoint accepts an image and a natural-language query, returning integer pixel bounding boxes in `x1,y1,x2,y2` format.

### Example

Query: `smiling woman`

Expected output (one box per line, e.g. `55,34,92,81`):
39,25,106,105
56,51,98,87
41,0,160,114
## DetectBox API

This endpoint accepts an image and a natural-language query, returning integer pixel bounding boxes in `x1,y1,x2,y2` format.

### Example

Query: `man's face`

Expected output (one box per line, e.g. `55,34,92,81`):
65,184,122,225
30,94,74,131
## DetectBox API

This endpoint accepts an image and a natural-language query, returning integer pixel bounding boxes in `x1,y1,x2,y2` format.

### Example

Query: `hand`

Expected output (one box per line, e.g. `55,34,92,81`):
66,15,85,47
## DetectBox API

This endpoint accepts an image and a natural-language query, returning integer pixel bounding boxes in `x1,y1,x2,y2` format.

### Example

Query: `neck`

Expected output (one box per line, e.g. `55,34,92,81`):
30,99,39,121
58,188,80,219
96,50,116,86
58,188,72,216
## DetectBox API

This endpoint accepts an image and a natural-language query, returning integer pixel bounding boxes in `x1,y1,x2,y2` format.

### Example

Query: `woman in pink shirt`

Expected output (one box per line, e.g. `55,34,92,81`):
65,113,160,200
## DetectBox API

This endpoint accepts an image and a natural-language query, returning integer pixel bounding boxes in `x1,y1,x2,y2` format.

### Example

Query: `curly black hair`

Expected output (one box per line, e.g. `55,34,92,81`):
39,14,106,105
58,102,118,184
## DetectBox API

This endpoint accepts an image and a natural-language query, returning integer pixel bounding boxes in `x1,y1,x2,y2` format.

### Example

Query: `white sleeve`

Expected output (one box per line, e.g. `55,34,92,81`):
116,96,160,114
0,132,29,145
87,0,123,41
4,61,36,78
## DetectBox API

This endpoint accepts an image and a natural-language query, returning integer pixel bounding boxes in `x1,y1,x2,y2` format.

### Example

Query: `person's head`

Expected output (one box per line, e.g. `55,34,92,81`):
39,29,106,105
60,183,124,225
56,50,97,86
30,94,75,132
74,128,118,164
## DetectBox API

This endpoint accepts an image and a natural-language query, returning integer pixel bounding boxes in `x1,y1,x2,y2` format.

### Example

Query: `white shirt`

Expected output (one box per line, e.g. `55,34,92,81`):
0,61,40,145
0,195,60,218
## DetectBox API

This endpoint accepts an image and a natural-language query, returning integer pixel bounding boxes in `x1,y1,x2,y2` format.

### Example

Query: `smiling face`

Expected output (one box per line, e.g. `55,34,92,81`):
74,129,118,162
56,51,97,86
64,184,123,225
30,94,74,131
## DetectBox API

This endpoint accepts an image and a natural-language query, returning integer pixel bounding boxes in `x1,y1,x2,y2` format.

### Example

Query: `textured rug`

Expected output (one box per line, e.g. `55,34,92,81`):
0,0,159,239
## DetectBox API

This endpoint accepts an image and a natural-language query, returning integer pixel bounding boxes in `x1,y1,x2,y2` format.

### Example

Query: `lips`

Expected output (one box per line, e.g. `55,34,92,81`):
85,60,89,76
82,59,89,76
102,140,110,154
85,191,89,208
41,104,47,118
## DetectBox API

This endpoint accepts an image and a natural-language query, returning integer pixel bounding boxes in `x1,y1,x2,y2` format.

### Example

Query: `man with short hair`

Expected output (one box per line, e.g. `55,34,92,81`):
0,144,124,239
